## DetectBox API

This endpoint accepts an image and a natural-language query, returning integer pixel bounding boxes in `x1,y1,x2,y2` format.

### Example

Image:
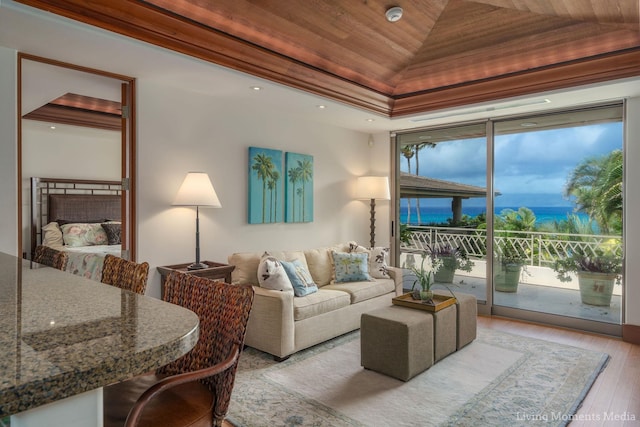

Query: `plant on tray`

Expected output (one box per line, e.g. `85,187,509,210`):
553,244,622,306
427,243,474,283
410,252,442,304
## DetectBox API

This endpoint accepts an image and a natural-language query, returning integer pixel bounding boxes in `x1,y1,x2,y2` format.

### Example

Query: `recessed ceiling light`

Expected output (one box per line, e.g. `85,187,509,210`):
49,126,56,130
520,122,538,127
250,86,262,91
385,7,403,22
316,105,326,109
366,118,375,122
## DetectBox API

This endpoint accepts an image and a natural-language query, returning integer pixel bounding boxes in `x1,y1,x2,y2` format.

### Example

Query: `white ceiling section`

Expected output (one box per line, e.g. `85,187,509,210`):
1,0,639,134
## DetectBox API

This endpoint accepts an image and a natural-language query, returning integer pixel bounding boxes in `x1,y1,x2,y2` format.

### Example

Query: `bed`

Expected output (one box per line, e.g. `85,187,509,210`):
31,177,123,279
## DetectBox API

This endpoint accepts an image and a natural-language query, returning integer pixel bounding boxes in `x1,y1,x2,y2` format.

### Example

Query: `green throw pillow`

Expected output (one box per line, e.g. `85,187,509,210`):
331,251,372,283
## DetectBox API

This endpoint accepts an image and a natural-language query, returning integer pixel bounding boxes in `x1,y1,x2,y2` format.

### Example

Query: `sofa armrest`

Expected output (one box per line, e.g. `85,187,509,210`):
386,266,404,296
243,286,296,359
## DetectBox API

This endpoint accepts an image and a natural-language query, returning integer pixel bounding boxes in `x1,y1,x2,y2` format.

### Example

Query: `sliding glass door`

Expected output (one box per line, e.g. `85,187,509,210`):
396,123,488,303
491,104,623,333
394,103,624,336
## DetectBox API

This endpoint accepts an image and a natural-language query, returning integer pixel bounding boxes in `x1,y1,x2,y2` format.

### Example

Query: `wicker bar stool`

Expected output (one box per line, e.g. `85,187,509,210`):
103,271,255,427
101,254,150,295
33,245,69,270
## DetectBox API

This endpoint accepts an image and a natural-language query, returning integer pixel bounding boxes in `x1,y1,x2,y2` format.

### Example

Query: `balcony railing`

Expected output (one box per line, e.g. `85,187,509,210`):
402,226,622,267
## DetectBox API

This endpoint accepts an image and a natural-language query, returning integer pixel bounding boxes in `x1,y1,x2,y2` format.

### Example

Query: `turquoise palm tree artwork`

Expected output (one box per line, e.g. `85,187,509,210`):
285,152,313,223
248,147,283,224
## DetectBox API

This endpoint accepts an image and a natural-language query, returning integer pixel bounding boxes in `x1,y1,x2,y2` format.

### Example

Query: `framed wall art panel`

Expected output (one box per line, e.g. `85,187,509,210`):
248,146,283,224
285,152,313,223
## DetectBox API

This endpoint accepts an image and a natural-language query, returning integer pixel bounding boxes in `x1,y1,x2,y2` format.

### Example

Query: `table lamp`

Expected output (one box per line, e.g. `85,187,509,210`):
355,176,390,248
173,172,221,270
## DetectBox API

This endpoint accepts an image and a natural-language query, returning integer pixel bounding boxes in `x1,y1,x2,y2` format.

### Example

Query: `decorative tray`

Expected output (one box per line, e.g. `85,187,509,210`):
392,292,457,312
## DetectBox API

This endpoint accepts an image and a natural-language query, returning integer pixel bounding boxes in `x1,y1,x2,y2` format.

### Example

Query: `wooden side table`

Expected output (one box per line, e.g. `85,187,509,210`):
157,261,235,299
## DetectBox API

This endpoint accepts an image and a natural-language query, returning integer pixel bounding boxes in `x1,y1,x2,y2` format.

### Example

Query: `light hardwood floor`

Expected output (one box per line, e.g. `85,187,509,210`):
224,315,640,427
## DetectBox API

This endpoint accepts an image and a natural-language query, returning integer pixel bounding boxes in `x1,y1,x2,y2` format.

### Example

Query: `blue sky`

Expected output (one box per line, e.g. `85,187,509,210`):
402,122,623,208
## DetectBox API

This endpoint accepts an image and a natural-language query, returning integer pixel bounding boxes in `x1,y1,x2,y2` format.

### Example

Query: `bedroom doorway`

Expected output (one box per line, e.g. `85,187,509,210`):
18,53,137,260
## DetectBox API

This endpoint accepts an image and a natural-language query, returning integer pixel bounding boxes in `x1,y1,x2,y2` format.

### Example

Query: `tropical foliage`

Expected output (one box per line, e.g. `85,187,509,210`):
427,243,474,272
564,149,622,234
553,247,622,283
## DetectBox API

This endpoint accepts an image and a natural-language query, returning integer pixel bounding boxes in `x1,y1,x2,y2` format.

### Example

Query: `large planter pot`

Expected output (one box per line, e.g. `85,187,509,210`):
495,263,522,293
577,271,617,306
434,256,456,283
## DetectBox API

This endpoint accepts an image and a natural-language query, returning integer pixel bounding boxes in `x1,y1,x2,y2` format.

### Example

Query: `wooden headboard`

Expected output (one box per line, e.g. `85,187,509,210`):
30,177,122,257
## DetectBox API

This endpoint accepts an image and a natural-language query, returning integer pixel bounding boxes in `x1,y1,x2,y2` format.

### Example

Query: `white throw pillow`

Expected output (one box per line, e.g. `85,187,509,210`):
257,253,294,292
42,222,64,248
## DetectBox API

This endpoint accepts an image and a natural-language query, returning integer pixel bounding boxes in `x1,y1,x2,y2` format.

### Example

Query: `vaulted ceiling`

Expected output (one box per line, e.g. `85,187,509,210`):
17,0,640,117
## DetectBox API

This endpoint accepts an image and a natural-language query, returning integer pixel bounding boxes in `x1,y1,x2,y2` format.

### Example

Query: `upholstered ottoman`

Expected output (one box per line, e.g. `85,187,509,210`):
434,290,477,350
431,303,457,362
361,306,433,381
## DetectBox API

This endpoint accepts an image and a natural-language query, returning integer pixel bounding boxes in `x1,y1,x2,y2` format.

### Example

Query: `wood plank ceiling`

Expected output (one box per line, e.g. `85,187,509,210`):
17,0,640,117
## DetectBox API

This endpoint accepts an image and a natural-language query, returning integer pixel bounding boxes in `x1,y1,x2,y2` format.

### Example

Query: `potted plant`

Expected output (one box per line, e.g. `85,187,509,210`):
410,253,442,304
428,243,474,283
494,239,529,293
553,247,622,306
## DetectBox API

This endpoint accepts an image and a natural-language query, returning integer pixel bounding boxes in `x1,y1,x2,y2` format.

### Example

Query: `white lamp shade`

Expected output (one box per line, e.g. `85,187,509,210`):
355,176,390,200
173,172,221,207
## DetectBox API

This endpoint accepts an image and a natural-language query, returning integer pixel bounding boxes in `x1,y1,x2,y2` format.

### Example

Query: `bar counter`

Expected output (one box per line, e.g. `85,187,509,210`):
0,252,199,425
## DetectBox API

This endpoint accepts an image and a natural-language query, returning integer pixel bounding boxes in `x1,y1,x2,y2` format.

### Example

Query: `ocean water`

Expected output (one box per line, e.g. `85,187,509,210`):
400,206,589,226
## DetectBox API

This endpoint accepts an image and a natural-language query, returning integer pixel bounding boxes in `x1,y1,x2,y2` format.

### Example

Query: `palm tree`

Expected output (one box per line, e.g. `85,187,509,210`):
268,169,280,222
252,153,275,223
288,167,301,221
401,145,415,223
296,158,313,220
564,150,622,234
413,142,436,224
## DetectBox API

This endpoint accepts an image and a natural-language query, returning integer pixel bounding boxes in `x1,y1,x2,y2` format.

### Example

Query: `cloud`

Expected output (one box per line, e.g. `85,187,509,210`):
406,122,622,195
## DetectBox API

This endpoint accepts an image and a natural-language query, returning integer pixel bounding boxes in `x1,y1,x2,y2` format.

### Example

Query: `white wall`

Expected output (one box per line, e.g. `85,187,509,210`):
0,46,17,255
136,82,383,297
625,96,640,326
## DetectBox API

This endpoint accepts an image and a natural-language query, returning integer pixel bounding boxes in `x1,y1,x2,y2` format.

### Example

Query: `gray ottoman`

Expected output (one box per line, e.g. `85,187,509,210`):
361,306,433,381
431,303,457,362
434,290,477,350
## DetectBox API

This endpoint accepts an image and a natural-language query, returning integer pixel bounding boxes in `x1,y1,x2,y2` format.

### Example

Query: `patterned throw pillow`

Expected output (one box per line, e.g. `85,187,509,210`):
280,259,318,297
61,223,108,247
257,253,294,292
101,222,122,245
347,242,391,279
331,251,372,283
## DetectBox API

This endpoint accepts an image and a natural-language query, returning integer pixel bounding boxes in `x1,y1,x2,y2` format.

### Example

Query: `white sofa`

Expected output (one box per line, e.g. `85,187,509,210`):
228,244,403,360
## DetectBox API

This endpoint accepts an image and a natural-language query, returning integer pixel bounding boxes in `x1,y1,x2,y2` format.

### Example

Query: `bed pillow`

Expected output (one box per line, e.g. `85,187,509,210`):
42,222,64,248
257,253,294,292
61,223,109,247
101,222,122,245
331,251,372,283
280,258,318,297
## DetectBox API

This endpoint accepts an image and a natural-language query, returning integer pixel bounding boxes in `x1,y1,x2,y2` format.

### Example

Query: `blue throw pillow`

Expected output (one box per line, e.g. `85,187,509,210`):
331,251,372,283
280,259,318,297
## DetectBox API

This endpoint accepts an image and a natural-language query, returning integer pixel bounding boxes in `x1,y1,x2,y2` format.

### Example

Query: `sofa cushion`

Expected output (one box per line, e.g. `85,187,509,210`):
281,259,318,297
257,254,294,292
304,243,351,287
229,250,307,285
293,289,351,321
323,278,395,304
331,251,372,283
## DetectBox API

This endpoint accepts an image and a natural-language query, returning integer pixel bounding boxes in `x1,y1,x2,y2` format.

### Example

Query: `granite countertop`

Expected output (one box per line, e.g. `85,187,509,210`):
0,252,199,417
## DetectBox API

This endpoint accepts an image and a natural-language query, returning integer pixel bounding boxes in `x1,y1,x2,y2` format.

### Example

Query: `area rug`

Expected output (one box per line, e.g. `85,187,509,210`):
227,328,609,427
